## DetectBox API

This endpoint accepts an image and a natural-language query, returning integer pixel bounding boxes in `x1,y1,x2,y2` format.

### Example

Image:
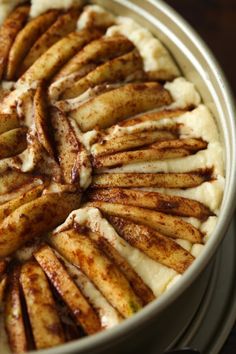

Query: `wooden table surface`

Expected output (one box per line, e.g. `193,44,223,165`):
164,1,236,353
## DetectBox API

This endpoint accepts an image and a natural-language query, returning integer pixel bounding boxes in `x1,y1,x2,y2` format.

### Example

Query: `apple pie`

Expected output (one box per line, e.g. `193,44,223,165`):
0,1,224,353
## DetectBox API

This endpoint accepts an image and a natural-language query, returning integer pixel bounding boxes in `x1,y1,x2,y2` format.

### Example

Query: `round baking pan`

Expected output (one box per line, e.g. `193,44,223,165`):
26,1,236,353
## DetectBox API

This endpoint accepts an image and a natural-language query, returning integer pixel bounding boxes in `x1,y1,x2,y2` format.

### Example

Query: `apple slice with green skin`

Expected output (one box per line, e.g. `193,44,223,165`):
0,5,29,80
0,192,81,258
50,228,143,318
108,216,194,274
86,201,203,244
20,261,65,349
34,245,102,334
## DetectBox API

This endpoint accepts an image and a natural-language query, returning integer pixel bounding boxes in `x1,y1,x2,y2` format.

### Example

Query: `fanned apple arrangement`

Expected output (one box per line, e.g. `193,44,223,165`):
0,2,224,353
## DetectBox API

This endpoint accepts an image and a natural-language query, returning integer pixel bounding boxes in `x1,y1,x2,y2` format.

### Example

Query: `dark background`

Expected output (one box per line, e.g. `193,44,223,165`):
165,1,236,352
165,0,236,97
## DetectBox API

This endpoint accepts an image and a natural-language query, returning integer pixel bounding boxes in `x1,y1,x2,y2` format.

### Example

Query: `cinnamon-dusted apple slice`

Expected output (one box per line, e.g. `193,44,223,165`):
0,113,19,134
20,10,81,74
0,169,41,195
50,107,87,186
20,261,65,349
0,274,7,303
61,49,143,99
70,82,172,132
53,35,134,81
34,83,54,156
150,138,207,151
91,171,212,189
110,109,186,128
58,254,123,328
108,216,194,274
6,10,59,80
0,181,45,207
0,184,44,222
91,130,176,157
5,266,28,354
93,148,190,169
18,29,101,85
0,5,29,80
34,245,101,334
88,188,213,220
88,231,155,305
50,229,143,317
0,192,81,258
0,261,7,302
86,202,203,243
0,127,27,159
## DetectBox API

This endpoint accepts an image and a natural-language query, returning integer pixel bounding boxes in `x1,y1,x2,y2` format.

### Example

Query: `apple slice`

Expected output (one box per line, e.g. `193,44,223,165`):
5,266,28,354
88,231,155,305
86,201,203,243
61,49,143,99
0,169,41,195
0,127,27,159
110,109,186,128
0,184,44,222
34,245,101,334
18,29,101,85
0,113,19,134
91,130,176,157
34,83,54,157
93,138,208,168
150,138,207,151
19,10,80,74
108,216,194,274
0,274,7,303
50,107,86,185
0,5,29,80
0,192,81,258
6,10,59,80
88,188,213,220
91,171,212,189
93,148,190,169
70,82,172,132
53,35,134,81
20,261,65,349
50,229,143,318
